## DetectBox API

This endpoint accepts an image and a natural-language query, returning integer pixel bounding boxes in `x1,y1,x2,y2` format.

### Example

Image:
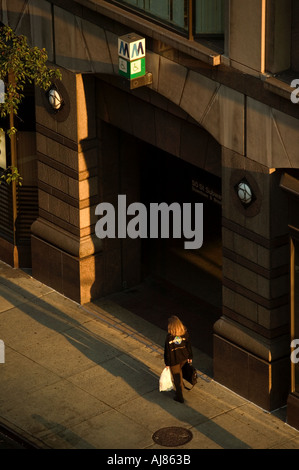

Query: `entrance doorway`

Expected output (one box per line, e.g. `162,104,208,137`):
113,142,222,358
98,122,222,359
140,144,222,310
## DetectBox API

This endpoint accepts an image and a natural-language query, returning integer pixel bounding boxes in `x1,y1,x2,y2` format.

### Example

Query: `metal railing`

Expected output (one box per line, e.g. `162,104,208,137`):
0,183,38,243
0,182,14,242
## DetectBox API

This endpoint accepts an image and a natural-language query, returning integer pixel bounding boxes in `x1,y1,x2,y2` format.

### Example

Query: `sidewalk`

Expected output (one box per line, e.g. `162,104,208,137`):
0,260,299,450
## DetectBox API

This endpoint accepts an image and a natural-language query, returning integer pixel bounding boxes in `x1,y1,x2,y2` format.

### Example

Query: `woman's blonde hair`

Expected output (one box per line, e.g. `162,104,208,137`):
167,315,186,336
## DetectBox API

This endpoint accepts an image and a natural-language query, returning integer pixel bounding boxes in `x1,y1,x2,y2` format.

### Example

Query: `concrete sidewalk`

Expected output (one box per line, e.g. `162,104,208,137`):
0,260,299,450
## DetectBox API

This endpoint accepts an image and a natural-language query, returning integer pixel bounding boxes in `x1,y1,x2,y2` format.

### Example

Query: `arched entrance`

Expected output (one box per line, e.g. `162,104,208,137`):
140,143,222,310
96,79,223,357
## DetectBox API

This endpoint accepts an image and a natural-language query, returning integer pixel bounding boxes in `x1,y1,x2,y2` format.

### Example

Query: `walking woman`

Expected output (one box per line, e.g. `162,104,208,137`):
164,315,193,403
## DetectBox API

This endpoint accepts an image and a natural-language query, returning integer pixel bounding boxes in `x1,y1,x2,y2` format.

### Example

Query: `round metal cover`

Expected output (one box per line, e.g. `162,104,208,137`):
152,427,193,447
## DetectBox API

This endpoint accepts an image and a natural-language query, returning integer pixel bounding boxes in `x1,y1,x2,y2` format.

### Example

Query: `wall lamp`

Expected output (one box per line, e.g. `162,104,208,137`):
48,87,64,111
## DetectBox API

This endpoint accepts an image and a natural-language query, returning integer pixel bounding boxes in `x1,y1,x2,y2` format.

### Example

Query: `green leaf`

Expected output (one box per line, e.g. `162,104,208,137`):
0,24,62,184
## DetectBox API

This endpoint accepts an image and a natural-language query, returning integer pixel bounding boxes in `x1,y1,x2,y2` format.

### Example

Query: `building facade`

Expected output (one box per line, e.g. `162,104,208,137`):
1,0,299,428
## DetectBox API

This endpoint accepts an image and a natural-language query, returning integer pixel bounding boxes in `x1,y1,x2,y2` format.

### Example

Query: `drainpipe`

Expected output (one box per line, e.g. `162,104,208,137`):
8,72,18,267
261,0,266,74
188,0,194,41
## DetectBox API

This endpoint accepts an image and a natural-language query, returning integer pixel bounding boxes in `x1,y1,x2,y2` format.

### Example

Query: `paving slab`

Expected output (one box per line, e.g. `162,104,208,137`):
41,408,155,450
0,346,61,407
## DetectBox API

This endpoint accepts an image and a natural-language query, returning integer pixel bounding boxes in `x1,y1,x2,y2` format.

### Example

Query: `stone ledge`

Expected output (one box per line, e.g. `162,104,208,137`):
214,316,290,362
74,0,221,66
280,171,299,198
31,218,102,258
263,76,293,101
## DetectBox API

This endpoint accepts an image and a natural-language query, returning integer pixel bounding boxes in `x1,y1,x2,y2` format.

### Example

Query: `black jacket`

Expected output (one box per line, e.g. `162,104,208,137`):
164,332,193,367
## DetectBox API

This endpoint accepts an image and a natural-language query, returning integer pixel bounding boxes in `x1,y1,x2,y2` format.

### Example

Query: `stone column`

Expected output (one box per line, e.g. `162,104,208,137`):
229,0,266,74
266,0,292,74
214,148,290,411
31,69,102,304
230,0,292,75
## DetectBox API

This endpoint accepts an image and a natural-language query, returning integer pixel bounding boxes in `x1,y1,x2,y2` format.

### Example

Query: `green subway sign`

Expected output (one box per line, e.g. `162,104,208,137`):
118,33,146,80
118,57,146,79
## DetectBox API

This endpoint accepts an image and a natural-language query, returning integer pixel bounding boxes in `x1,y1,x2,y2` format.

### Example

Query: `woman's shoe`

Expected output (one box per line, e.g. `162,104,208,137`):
174,396,184,403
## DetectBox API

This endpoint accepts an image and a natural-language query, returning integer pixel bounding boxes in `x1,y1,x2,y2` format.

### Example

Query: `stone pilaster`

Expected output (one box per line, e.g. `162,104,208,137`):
31,69,102,304
213,148,291,410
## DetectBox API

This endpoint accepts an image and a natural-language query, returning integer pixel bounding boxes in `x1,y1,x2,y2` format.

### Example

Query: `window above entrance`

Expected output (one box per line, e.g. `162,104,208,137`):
107,0,224,40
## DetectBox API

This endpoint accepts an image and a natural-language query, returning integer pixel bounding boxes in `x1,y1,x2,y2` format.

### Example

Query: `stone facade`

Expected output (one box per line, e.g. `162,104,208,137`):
1,0,299,421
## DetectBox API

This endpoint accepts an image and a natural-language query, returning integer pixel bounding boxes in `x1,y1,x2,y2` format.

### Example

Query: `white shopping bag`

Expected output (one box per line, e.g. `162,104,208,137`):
159,367,174,392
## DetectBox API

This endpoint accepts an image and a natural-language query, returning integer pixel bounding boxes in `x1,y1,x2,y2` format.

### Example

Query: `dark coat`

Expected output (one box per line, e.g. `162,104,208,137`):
164,332,193,367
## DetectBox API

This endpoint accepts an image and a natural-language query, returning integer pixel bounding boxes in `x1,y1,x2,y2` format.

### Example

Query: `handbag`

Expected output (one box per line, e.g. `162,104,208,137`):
182,362,197,388
159,367,174,392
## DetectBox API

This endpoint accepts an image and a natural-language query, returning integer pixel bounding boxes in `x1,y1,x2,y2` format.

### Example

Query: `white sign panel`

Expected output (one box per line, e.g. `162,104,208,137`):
118,34,145,61
131,60,142,74
0,129,6,170
118,57,128,74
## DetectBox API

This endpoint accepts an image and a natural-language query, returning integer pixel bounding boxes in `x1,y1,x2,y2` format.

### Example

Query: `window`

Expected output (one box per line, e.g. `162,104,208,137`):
291,237,299,395
194,0,224,35
113,0,188,32
110,0,224,38
292,0,299,73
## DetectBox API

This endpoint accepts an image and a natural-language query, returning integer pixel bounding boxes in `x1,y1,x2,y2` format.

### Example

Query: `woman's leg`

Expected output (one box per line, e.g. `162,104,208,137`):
170,362,186,403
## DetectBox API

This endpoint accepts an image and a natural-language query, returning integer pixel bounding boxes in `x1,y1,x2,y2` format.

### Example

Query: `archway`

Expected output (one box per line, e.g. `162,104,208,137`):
140,142,222,310
97,113,222,357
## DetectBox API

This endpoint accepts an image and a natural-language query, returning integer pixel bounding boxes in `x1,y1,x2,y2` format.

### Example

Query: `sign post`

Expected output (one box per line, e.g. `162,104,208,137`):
0,80,6,170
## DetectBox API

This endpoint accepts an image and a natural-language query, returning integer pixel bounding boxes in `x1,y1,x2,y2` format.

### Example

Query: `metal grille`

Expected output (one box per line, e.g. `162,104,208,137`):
0,184,38,243
16,186,38,242
0,183,14,241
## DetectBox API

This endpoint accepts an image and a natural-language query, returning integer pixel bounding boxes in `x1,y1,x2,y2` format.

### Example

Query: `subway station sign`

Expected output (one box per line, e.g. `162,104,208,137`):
118,33,146,80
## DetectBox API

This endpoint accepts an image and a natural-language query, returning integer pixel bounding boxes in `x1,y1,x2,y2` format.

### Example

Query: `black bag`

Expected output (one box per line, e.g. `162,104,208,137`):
182,362,197,387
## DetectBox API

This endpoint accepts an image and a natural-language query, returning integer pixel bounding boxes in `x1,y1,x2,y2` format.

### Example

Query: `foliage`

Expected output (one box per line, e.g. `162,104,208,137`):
0,166,22,186
0,24,61,185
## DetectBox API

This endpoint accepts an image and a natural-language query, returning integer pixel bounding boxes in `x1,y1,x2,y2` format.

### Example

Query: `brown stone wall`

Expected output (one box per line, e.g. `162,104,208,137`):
266,0,292,74
214,148,291,410
1,0,299,170
95,78,222,177
229,0,266,74
31,70,102,304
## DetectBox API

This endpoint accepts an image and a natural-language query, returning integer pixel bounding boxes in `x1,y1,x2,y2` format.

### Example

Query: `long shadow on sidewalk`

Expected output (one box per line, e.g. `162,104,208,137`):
98,275,221,359
0,268,249,449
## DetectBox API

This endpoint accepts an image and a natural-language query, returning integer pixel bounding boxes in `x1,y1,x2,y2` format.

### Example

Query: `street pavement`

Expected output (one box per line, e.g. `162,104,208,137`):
0,260,299,452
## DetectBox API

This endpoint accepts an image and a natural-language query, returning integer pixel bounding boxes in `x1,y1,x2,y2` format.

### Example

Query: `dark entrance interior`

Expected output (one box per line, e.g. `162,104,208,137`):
140,145,222,311
108,137,222,359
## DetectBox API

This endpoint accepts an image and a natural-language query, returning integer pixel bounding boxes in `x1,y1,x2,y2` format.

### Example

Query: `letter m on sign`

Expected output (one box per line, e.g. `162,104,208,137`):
132,41,145,59
118,40,129,59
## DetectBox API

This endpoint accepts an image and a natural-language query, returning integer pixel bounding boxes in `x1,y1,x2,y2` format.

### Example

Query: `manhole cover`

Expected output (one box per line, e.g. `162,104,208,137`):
152,427,193,447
